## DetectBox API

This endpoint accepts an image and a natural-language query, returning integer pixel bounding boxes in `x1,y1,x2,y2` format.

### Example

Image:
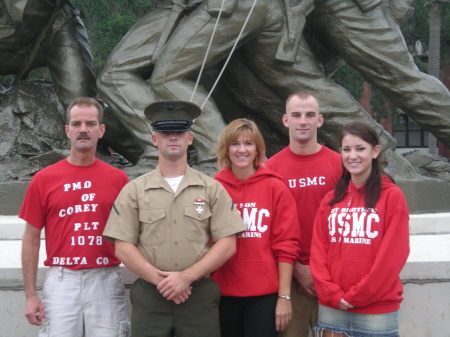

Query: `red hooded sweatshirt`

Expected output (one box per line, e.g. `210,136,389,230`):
310,175,410,314
213,166,301,297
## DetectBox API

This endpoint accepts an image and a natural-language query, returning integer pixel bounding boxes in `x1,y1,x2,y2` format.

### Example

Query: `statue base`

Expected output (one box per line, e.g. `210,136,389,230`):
2,169,449,216
396,177,450,213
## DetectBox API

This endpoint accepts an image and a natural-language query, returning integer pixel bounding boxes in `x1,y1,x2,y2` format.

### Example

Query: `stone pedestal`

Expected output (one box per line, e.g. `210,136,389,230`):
0,182,29,215
396,178,450,213
2,214,449,337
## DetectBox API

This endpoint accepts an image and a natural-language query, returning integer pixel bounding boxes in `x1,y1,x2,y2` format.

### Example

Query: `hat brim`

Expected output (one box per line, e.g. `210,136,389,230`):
151,120,193,132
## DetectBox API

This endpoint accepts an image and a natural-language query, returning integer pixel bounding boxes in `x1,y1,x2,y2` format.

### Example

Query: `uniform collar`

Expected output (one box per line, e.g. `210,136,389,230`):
142,165,206,193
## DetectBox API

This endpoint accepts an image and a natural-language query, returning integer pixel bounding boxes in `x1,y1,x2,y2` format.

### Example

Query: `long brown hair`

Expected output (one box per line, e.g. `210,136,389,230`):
329,122,390,208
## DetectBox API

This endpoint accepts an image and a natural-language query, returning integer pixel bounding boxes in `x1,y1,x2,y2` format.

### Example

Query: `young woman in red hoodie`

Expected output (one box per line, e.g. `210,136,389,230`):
213,118,300,337
310,122,410,337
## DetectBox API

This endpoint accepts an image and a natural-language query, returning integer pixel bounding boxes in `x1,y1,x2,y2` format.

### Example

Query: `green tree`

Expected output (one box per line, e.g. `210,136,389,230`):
402,0,450,57
72,0,155,71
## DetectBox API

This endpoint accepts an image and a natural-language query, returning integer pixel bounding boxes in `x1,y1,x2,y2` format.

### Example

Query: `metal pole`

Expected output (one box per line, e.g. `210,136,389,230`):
427,0,441,154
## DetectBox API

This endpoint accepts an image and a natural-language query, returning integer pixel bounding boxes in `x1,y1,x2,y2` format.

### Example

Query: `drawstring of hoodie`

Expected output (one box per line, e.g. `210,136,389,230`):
338,187,358,259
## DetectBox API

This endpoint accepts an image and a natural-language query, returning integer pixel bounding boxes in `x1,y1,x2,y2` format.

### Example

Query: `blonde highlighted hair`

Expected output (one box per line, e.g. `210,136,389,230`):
216,118,266,170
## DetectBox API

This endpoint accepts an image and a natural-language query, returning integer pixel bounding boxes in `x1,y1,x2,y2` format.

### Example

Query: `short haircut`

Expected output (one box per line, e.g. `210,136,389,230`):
66,97,104,124
216,118,266,170
285,91,321,111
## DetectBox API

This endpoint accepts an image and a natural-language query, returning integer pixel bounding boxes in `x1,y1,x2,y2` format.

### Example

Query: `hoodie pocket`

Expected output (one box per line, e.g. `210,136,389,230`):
329,259,372,292
232,261,275,291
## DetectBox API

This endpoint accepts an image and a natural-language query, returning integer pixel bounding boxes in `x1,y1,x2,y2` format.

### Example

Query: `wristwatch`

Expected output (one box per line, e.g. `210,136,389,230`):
278,295,291,300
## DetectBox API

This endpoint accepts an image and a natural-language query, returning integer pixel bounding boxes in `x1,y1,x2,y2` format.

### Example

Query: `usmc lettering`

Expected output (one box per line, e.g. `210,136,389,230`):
241,207,269,233
328,211,379,240
288,176,326,188
235,207,270,239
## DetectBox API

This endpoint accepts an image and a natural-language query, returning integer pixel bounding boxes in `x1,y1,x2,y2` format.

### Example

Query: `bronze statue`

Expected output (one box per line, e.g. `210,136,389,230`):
312,0,450,146
98,0,322,162
0,0,448,213
97,0,449,171
151,0,450,149
0,0,144,164
97,0,221,162
97,2,180,160
0,0,96,105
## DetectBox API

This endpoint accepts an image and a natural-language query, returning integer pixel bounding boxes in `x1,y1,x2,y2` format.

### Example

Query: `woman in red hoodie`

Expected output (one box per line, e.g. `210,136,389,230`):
310,122,410,337
213,118,300,337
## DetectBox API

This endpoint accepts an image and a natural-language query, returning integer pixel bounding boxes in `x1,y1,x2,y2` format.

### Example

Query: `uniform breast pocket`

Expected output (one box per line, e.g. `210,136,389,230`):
139,209,166,246
184,206,212,242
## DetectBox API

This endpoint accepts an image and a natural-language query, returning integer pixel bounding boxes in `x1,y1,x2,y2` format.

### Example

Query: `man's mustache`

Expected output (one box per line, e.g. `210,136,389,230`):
76,134,91,140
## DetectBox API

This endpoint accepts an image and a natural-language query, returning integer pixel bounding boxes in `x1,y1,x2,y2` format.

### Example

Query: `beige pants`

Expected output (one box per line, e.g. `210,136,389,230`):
279,279,318,337
39,266,130,337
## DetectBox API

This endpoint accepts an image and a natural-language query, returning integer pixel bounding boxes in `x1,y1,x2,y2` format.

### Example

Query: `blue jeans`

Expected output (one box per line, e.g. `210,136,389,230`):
315,305,399,337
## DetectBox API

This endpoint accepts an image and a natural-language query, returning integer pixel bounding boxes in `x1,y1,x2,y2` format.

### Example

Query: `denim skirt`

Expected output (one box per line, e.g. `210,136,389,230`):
315,305,399,337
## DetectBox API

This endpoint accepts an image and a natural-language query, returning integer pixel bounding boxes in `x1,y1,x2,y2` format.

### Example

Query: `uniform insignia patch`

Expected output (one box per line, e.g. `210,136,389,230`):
112,204,120,216
195,205,204,214
194,198,205,214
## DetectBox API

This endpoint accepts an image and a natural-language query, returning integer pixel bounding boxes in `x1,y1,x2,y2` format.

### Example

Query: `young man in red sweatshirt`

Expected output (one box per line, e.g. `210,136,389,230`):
265,92,342,337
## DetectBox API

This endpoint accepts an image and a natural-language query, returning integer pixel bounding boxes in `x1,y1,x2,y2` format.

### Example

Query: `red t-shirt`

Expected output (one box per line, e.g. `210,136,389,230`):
20,159,128,270
265,145,342,264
